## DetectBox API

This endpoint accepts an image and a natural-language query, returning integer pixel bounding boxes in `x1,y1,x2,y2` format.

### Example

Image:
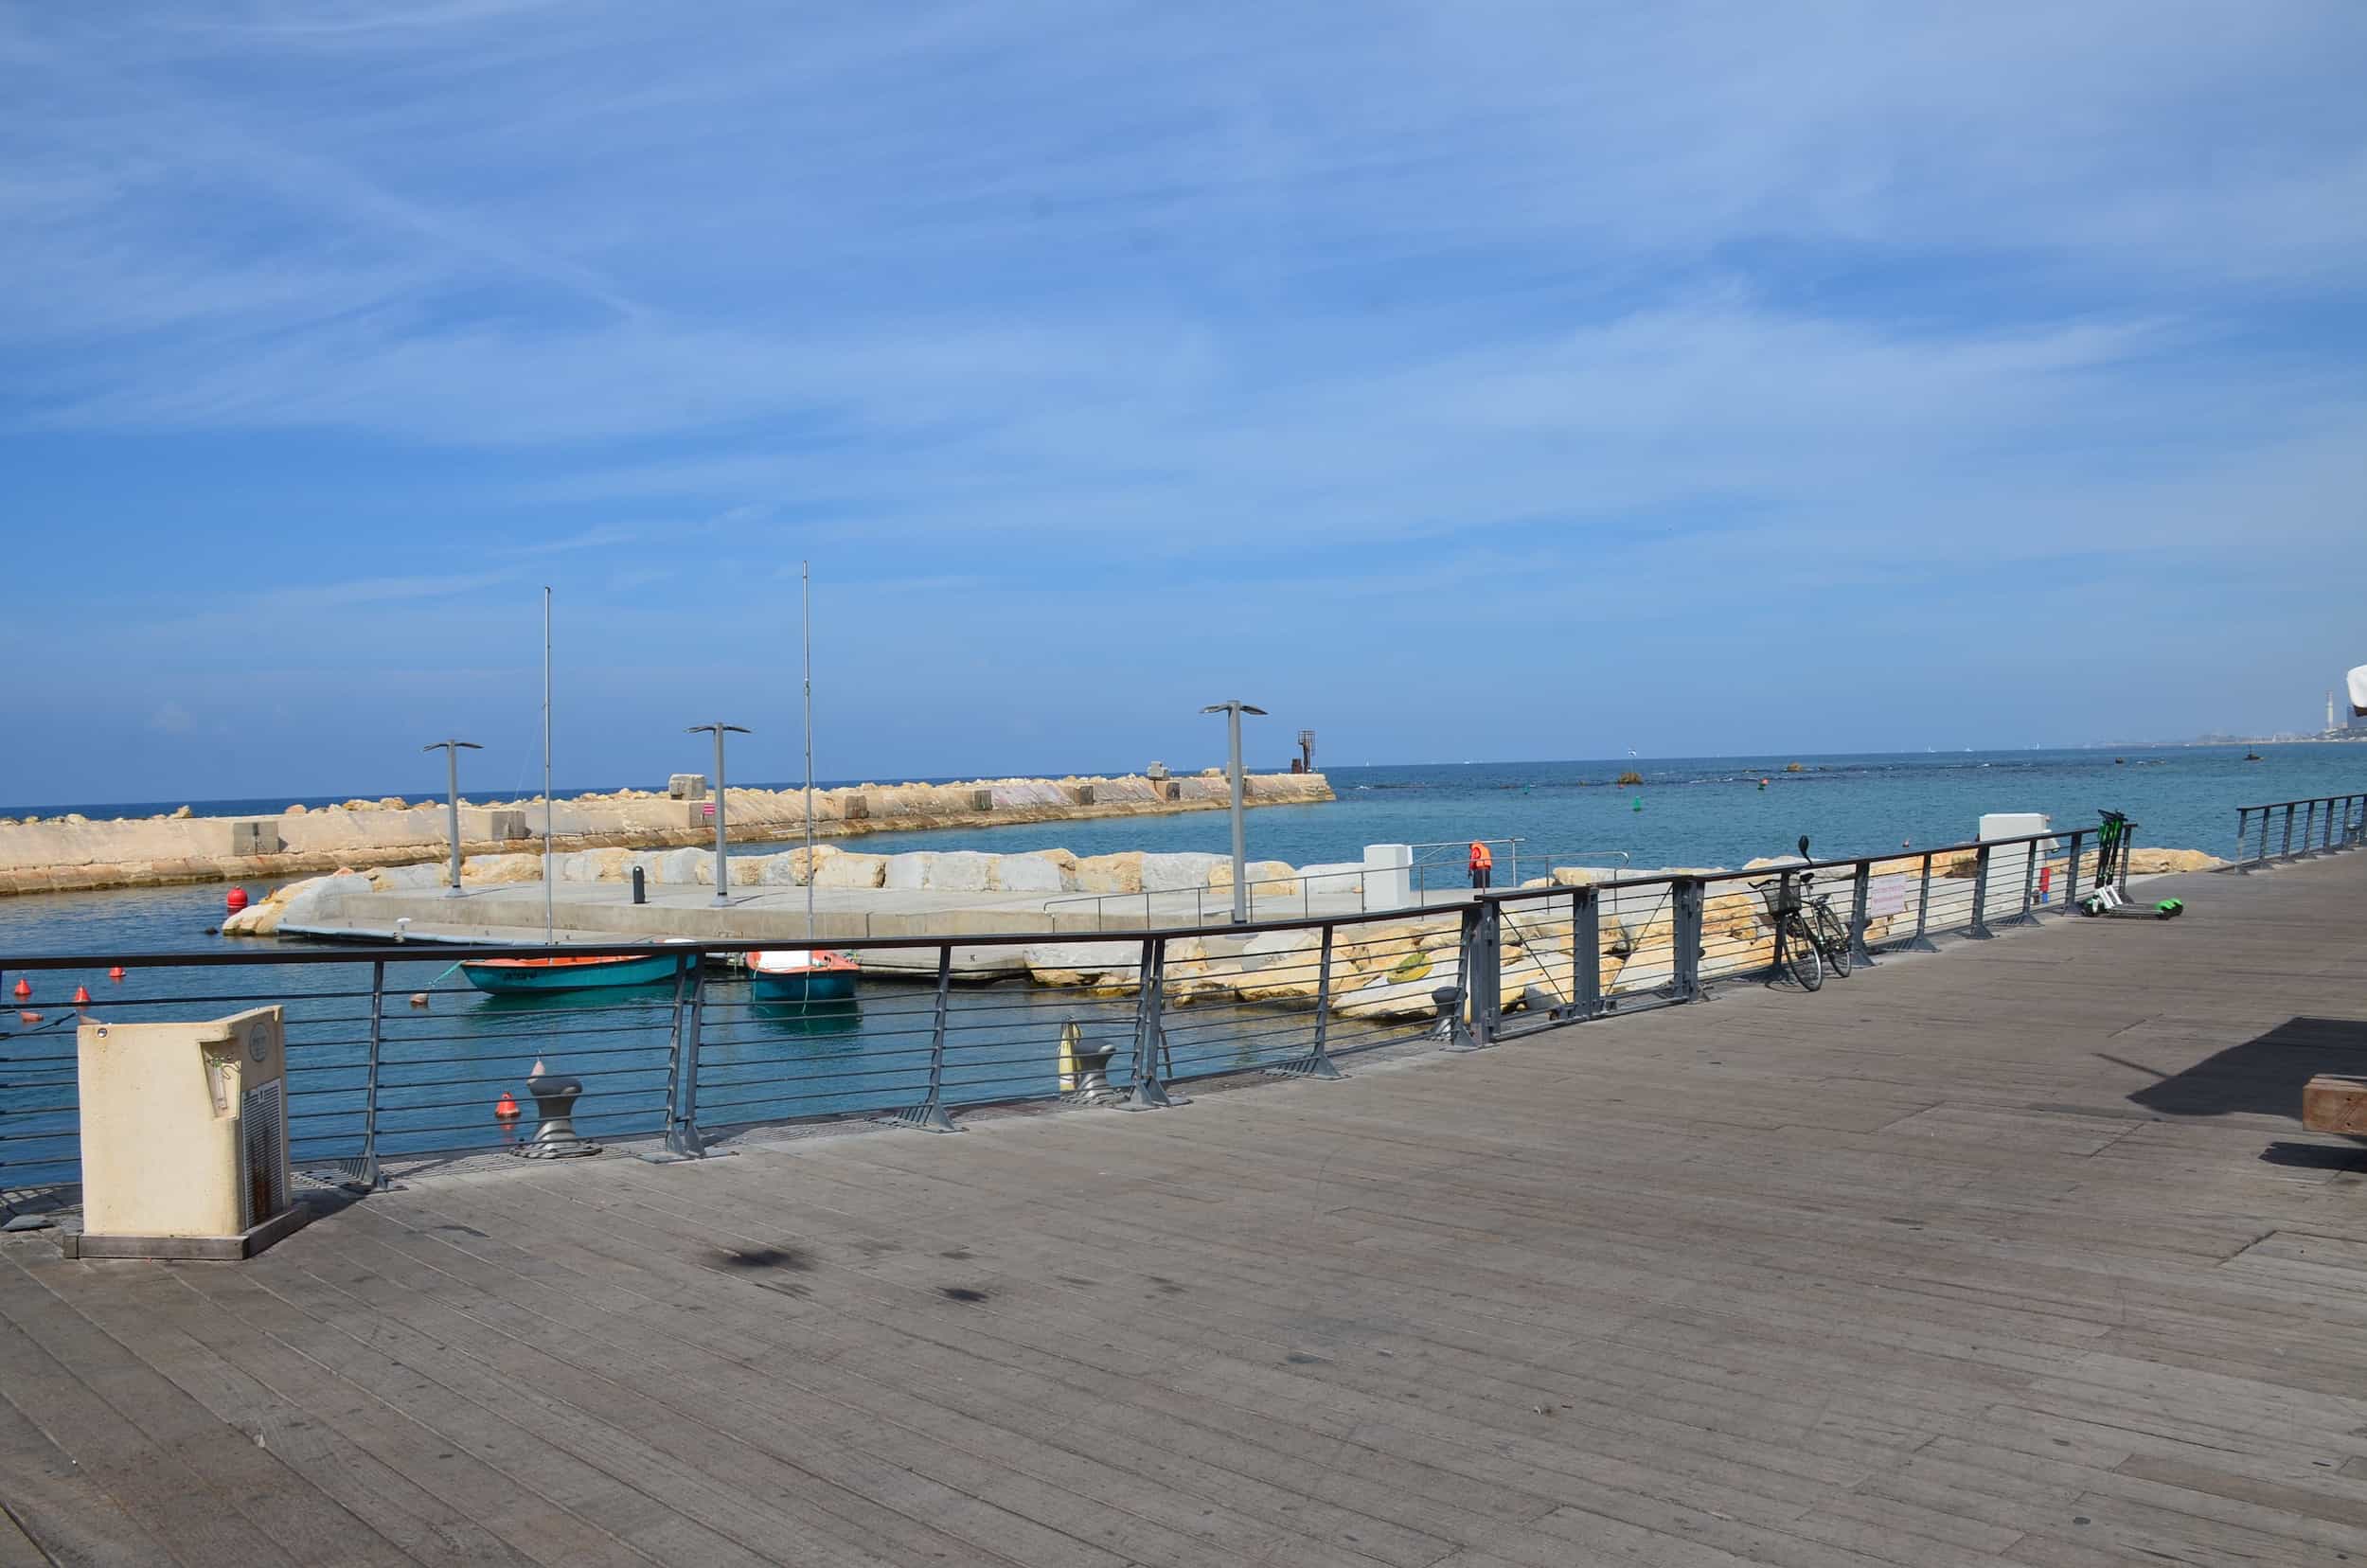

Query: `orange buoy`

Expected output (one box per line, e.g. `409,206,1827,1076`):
108,966,126,981
225,886,249,913
494,1091,522,1137
72,986,91,1005
16,1011,40,1025
9,979,27,999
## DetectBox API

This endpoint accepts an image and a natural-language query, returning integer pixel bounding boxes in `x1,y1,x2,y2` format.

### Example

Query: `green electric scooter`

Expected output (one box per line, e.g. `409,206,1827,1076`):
2079,810,2184,918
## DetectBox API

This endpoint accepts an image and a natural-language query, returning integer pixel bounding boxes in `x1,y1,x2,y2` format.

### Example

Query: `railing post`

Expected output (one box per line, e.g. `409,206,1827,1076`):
2063,829,2084,909
658,957,713,1159
2118,820,2135,895
890,947,961,1131
1671,877,1704,1001
1574,887,1603,1017
1967,844,1994,938
1128,936,1185,1108
2300,799,2318,858
2259,806,2272,866
2011,839,2038,926
1909,852,1938,952
2281,803,2296,860
1270,925,1343,1079
351,960,386,1190
2234,809,2251,872
1848,861,1875,967
1472,899,1503,1044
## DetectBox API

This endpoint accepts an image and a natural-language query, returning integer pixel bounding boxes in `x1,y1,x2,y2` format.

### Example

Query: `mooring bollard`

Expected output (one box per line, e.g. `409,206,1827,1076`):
512,1058,600,1159
1433,985,1481,1052
1057,1020,1122,1104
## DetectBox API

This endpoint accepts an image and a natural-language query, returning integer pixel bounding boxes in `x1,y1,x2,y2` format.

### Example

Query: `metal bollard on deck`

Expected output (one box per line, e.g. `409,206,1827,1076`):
511,1059,600,1159
1058,1020,1123,1103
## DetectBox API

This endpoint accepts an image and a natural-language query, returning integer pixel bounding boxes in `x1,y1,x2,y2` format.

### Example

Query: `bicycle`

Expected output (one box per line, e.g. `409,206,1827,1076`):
1751,866,1852,991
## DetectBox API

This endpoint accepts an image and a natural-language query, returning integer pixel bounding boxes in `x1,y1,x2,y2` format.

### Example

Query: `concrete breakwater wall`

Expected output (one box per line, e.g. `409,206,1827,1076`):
0,771,1333,897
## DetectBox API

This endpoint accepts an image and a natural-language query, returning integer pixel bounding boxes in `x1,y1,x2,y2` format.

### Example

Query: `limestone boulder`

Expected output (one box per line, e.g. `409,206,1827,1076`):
1205,859,1302,899
2127,847,2224,875
815,852,887,889
1332,970,1450,1021
924,851,995,893
880,853,935,891
989,855,1067,893
371,863,445,893
561,847,633,882
460,853,543,884
656,847,706,883
1023,940,1142,989
171,805,194,819
276,871,374,929
1073,852,1145,894
1141,852,1224,893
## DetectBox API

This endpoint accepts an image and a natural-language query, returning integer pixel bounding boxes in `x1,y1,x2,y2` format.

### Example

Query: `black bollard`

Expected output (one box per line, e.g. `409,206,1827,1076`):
632,865,648,905
512,1058,601,1159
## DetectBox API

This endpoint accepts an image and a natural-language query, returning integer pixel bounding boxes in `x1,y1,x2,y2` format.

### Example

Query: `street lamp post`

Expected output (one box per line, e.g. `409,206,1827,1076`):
1200,702,1268,923
685,722,750,905
421,739,483,896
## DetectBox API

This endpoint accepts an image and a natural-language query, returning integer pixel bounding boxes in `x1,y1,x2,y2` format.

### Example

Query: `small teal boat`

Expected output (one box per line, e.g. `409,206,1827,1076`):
744,949,861,1003
459,952,688,995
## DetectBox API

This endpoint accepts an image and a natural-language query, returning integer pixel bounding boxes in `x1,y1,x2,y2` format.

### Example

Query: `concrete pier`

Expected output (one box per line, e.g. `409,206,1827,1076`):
277,879,1411,975
6,855,2364,1563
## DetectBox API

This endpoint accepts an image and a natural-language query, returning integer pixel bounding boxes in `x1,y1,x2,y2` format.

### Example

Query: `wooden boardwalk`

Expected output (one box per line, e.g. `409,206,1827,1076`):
6,854,2367,1566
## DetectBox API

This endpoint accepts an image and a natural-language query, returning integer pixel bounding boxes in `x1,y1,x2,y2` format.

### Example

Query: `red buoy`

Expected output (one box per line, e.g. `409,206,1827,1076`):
225,887,249,913
108,966,126,981
9,979,27,999
16,1011,40,1025
494,1091,522,1138
72,986,91,1005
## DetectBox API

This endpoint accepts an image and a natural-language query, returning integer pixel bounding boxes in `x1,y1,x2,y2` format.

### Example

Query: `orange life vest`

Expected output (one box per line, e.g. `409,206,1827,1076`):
1468,842,1493,869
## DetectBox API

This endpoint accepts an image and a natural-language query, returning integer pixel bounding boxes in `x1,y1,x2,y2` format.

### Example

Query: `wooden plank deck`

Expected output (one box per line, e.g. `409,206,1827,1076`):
7,853,2367,1566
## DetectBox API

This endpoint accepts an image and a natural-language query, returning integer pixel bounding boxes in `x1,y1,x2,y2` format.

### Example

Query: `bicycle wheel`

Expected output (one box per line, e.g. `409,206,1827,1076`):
1780,914,1823,991
1813,902,1852,978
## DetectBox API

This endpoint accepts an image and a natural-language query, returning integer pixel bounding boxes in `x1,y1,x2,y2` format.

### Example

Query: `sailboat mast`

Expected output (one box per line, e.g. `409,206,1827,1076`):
803,561,815,940
543,585,554,945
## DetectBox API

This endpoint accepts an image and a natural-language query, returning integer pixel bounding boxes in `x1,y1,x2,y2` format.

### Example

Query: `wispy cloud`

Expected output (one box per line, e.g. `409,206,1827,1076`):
2,0,2363,793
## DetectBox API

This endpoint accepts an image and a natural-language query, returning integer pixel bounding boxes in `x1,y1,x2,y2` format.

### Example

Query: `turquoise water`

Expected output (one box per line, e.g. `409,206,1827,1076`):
792,743,2358,875
4,743,2353,1194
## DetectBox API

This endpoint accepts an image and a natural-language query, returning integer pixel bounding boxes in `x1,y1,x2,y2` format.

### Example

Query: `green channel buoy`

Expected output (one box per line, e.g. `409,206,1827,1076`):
1631,794,1643,811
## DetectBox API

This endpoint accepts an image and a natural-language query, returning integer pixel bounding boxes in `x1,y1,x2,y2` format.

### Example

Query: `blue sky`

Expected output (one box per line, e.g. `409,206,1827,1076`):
4,1,2364,804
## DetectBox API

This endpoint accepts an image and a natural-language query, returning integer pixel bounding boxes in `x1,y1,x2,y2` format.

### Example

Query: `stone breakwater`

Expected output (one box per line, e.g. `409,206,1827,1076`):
0,771,1332,898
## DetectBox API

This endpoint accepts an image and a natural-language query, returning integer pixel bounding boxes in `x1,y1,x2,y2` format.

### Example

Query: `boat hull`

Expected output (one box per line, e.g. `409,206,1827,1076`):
458,953,687,995
748,968,860,1004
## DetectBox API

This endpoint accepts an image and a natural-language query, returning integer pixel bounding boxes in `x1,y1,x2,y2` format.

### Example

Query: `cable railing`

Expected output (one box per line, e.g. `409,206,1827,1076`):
1038,841,1635,929
0,820,2170,1201
2232,793,2367,868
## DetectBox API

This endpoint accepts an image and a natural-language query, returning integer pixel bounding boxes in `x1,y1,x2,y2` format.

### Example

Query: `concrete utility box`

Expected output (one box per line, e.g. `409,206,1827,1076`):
225,819,283,857
1363,843,1414,911
69,1006,312,1259
667,773,709,801
1977,812,2053,920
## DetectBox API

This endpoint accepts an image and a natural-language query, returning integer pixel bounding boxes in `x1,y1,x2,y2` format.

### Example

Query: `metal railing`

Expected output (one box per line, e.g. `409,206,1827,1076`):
2232,793,2367,869
1041,863,1372,929
0,822,2139,1201
1039,843,1633,929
